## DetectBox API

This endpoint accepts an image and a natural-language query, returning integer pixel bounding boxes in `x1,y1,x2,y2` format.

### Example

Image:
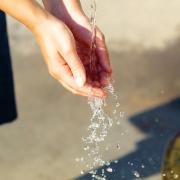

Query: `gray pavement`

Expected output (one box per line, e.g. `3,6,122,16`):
0,1,180,180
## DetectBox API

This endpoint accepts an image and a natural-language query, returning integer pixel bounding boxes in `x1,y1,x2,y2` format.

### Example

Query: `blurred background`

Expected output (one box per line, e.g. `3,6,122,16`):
0,0,180,179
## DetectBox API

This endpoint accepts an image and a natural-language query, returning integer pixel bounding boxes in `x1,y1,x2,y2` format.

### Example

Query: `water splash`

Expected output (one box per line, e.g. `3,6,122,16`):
89,0,97,73
80,82,125,180
76,1,139,179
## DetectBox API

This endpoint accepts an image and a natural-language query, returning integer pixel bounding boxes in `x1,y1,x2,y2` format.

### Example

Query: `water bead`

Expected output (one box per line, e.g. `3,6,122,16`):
84,146,90,151
116,103,120,107
120,112,125,118
117,121,121,125
105,161,111,166
133,171,140,178
79,1,125,179
75,158,79,162
174,174,179,179
106,167,113,173
117,144,121,149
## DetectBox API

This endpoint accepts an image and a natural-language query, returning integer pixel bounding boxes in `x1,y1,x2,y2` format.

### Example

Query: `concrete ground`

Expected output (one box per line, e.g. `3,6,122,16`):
0,0,180,180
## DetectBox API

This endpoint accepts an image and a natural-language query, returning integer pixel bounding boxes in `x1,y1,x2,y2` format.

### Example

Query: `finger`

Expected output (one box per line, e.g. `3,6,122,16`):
61,79,106,98
100,71,111,87
61,72,106,98
58,78,88,97
49,53,106,98
96,29,112,73
58,29,86,87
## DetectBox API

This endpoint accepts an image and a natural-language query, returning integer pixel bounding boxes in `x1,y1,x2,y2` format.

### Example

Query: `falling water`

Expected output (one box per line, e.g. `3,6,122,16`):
76,1,139,179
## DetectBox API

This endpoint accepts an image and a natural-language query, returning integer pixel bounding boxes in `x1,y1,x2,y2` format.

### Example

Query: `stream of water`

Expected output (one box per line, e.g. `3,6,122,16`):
76,1,126,179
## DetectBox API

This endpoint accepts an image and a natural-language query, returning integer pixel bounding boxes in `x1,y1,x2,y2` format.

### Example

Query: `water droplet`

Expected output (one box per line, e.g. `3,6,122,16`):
117,144,121,150
106,167,113,173
80,171,84,175
120,112,125,118
105,161,110,166
75,158,79,162
116,103,120,107
114,160,118,163
113,110,116,114
162,173,166,177
114,95,118,100
117,121,121,125
141,164,145,168
174,174,179,179
84,146,90,151
133,171,140,178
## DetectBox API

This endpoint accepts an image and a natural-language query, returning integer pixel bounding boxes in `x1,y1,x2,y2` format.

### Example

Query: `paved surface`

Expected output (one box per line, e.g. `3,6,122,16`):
0,1,180,180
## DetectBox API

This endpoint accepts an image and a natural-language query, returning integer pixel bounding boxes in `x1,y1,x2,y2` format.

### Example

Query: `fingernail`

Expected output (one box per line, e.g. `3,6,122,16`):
75,75,84,87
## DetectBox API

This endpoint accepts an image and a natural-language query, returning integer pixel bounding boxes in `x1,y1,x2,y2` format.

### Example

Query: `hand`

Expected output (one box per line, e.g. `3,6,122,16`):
0,0,106,98
33,14,106,97
42,0,112,92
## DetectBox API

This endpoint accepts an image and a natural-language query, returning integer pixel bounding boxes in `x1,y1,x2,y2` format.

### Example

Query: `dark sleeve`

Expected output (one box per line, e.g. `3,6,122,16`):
0,11,17,125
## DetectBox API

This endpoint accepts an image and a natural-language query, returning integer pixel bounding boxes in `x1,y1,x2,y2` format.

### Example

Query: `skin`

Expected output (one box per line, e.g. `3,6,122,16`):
0,0,112,98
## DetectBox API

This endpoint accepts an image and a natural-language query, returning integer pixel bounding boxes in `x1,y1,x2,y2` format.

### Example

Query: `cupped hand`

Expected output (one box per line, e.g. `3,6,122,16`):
43,0,112,87
33,14,105,98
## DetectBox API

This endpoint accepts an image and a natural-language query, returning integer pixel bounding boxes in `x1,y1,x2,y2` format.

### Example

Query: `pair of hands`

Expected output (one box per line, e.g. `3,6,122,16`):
34,0,112,98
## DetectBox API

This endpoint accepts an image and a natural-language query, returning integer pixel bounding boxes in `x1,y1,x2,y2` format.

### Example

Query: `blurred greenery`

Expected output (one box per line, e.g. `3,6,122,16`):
162,133,180,180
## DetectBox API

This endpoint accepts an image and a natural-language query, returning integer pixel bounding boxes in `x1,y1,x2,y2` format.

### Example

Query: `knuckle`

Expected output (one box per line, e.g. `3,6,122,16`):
48,66,60,78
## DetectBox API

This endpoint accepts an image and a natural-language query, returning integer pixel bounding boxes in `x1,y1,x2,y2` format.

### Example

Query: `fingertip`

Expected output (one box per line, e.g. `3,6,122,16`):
106,66,113,74
91,88,107,98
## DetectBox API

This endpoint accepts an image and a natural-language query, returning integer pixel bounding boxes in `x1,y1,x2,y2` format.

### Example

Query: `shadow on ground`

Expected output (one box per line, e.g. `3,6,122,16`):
76,98,180,180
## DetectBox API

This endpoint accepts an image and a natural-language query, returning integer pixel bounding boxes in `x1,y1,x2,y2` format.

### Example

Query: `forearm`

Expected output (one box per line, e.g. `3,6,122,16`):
42,0,85,18
0,0,49,32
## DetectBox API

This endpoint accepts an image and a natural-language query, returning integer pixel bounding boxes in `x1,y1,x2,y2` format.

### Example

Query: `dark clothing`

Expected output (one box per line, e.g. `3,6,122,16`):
0,11,17,124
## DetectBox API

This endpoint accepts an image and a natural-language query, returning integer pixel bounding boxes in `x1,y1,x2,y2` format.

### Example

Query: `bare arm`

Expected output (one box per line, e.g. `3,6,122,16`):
0,0,48,31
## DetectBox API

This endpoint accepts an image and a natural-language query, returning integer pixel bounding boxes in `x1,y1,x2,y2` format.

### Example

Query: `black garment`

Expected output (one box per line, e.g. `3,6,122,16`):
0,11,17,124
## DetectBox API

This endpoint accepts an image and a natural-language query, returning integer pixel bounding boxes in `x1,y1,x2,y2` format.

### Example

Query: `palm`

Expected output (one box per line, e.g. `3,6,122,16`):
45,1,111,87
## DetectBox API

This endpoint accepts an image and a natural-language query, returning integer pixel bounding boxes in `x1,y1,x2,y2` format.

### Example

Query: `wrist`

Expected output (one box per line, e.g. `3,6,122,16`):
30,9,51,34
